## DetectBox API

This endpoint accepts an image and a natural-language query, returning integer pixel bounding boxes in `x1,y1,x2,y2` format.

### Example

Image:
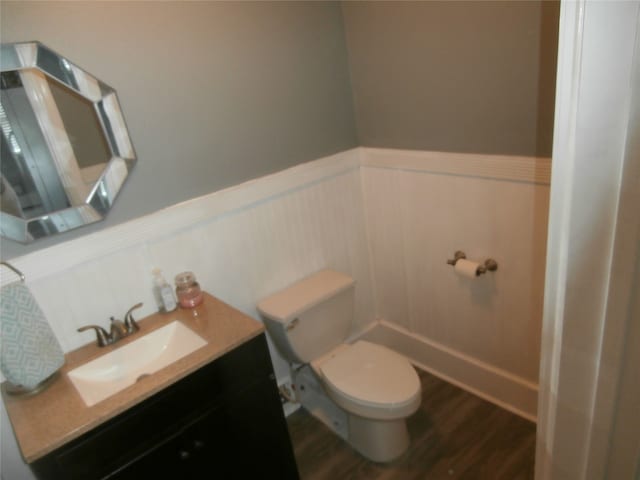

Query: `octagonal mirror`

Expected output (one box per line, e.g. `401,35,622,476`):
0,42,136,243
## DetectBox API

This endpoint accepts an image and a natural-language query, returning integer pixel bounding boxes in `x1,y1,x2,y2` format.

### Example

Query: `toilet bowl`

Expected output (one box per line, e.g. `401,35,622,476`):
312,340,421,462
257,269,422,462
312,340,421,420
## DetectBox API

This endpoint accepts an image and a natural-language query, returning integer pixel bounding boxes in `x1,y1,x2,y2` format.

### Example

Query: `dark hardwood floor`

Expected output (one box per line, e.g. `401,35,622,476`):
287,369,536,479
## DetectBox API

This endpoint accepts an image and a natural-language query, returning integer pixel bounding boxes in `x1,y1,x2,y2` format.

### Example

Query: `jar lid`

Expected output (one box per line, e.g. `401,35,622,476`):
175,271,196,287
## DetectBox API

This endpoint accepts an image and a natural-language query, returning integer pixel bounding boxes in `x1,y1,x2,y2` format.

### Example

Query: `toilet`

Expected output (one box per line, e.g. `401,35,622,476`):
257,269,421,462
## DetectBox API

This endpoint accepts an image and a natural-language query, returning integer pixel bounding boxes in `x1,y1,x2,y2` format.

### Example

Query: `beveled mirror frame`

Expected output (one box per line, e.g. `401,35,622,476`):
0,41,136,243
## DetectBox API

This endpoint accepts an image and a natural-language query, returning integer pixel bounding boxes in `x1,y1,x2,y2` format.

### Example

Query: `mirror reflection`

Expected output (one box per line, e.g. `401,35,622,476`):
0,42,136,243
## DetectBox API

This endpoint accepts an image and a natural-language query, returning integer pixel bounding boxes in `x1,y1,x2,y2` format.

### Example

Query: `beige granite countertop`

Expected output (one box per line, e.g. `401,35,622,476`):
1,293,264,463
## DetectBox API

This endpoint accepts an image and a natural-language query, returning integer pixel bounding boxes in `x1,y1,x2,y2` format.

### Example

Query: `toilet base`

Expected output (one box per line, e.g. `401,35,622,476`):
293,364,414,463
293,365,349,440
348,414,410,463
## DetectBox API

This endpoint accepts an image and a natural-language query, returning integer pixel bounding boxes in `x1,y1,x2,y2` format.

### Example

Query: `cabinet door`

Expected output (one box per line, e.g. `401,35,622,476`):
110,379,299,479
187,377,299,479
110,405,229,480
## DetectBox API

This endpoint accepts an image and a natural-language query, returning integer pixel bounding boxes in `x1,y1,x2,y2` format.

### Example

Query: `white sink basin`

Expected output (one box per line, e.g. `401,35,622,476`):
68,321,207,407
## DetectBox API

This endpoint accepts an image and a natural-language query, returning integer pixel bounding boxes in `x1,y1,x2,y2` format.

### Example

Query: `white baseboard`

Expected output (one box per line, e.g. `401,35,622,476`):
358,320,538,422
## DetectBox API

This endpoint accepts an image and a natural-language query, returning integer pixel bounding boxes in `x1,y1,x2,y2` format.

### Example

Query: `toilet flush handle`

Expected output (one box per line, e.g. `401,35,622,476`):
286,318,299,331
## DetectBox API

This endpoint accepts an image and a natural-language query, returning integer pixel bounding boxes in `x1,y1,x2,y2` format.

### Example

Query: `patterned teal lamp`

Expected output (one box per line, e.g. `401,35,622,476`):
1,262,64,395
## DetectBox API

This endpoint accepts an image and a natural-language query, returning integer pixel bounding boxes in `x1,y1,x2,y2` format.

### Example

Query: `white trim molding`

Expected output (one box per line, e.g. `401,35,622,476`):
358,320,538,422
361,147,551,185
535,1,640,478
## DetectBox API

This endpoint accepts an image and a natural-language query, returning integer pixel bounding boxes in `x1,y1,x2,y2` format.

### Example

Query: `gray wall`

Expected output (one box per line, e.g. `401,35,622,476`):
342,1,559,156
0,1,560,258
0,1,357,259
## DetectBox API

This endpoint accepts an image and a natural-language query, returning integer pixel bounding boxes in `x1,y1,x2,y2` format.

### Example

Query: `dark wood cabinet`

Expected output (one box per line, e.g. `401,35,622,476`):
30,334,299,480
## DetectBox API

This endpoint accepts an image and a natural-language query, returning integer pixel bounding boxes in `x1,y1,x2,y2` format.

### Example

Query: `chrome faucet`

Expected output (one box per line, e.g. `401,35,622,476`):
77,302,144,347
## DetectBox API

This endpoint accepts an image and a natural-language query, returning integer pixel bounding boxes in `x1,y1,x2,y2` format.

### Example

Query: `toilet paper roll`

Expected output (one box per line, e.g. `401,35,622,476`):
454,259,481,278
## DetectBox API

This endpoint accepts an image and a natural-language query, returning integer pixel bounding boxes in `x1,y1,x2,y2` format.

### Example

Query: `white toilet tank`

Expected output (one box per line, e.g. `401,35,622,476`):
257,270,355,364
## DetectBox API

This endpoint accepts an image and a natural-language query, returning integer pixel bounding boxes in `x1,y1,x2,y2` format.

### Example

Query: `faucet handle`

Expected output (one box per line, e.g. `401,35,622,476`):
77,325,111,347
124,302,143,334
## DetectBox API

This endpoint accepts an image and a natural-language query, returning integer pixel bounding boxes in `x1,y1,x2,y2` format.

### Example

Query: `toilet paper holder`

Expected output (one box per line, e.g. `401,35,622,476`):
446,251,498,275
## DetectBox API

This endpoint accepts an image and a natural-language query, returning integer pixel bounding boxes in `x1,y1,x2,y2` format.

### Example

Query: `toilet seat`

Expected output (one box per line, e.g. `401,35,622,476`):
314,340,421,420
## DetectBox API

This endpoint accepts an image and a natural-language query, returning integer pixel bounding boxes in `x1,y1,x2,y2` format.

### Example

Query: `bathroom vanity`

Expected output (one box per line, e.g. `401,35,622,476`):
1,294,299,479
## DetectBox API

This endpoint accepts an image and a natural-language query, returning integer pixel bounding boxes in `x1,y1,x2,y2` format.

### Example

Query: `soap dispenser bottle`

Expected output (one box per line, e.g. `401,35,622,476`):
152,269,177,313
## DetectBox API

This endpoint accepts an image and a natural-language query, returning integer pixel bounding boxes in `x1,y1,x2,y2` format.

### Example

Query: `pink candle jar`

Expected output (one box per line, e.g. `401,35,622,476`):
175,271,204,308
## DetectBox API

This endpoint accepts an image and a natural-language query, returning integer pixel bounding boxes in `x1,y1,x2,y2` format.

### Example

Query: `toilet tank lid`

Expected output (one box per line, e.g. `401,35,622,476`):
257,269,354,323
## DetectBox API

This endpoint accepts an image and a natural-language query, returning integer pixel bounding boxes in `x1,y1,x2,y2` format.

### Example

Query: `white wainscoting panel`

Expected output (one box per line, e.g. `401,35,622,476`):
2,146,548,432
0,149,361,287
360,148,549,392
5,149,375,382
